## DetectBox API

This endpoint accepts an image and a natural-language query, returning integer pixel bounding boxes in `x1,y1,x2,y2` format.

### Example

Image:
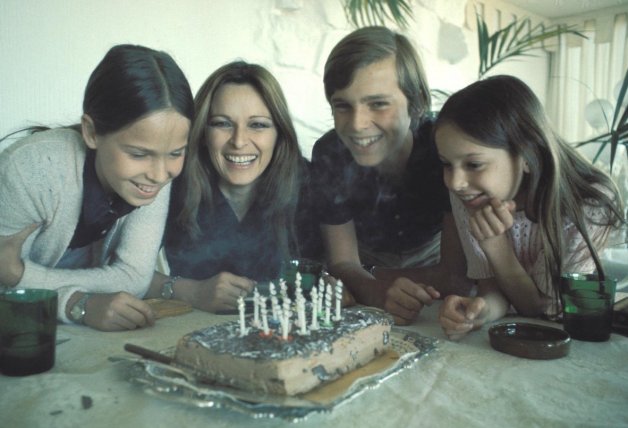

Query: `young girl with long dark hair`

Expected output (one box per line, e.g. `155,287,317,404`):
0,44,194,331
436,75,625,339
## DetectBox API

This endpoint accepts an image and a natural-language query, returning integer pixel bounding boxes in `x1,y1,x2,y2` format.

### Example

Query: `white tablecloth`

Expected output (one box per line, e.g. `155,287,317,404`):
2,302,627,428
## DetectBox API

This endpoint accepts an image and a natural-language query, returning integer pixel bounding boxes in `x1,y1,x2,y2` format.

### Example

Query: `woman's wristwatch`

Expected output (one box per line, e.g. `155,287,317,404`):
69,293,90,324
161,276,180,300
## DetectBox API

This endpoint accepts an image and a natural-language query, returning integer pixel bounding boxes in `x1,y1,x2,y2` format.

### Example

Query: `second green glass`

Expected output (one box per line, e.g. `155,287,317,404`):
559,273,616,342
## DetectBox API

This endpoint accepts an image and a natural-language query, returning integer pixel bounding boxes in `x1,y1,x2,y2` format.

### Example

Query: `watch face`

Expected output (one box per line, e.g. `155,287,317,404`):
70,298,86,322
161,281,174,299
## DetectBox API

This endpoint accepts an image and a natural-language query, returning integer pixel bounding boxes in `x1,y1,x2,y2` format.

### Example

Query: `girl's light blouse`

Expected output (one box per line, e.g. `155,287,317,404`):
450,192,610,315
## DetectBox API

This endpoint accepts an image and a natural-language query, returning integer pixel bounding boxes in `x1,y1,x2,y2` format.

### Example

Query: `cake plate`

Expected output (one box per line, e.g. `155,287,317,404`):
118,326,437,421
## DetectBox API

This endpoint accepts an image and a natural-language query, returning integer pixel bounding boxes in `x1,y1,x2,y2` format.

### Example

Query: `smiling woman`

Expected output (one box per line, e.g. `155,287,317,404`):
152,61,324,314
206,83,278,211
0,44,194,332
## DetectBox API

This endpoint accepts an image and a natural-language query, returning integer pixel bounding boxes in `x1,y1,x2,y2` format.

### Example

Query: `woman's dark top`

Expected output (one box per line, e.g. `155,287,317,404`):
164,160,323,281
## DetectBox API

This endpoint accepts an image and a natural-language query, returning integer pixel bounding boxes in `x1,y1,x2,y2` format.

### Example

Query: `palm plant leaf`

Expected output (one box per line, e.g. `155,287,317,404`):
608,71,628,169
430,88,452,98
477,14,586,79
343,0,413,29
584,129,627,167
576,68,628,171
612,69,628,130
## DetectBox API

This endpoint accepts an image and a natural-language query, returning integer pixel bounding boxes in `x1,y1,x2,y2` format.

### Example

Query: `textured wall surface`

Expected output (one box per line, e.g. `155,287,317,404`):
0,0,548,156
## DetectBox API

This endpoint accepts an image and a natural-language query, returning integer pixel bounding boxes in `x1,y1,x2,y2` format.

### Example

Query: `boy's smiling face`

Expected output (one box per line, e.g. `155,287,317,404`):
330,56,413,172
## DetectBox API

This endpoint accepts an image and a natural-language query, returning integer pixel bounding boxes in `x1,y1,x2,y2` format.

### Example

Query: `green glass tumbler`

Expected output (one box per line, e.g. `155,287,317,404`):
559,273,616,342
0,289,58,376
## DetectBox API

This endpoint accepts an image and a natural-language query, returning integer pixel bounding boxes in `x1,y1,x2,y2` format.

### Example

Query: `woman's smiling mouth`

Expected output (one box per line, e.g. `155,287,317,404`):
225,154,258,166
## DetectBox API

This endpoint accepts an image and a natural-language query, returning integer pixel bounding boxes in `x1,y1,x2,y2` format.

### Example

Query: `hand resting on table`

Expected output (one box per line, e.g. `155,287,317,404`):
385,278,441,325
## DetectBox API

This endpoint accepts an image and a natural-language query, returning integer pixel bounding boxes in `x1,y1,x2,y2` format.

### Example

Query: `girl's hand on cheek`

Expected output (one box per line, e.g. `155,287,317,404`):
470,198,515,245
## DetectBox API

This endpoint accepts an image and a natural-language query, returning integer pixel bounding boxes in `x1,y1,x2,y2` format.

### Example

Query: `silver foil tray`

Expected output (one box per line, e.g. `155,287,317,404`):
120,328,437,421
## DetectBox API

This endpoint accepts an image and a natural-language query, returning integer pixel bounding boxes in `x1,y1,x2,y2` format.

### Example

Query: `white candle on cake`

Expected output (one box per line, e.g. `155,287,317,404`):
294,294,302,328
295,272,302,296
269,281,279,320
253,287,260,327
295,279,305,307
311,286,318,314
310,286,319,330
238,296,248,337
334,280,343,321
279,278,288,301
325,283,332,325
297,296,308,335
260,297,270,335
317,278,325,315
282,296,292,339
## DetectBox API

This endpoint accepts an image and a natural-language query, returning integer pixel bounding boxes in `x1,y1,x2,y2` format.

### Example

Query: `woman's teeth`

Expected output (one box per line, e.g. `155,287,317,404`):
225,155,257,164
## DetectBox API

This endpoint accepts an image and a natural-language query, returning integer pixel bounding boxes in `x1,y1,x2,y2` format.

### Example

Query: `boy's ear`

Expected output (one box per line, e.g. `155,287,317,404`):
523,159,530,173
81,114,98,150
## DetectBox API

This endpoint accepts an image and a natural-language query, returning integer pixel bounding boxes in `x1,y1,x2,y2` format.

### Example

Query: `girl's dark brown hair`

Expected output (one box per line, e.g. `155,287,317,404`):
435,75,625,302
2,44,194,140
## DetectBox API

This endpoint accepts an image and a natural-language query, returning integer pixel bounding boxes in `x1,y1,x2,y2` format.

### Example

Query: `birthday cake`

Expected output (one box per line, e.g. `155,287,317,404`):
174,281,393,396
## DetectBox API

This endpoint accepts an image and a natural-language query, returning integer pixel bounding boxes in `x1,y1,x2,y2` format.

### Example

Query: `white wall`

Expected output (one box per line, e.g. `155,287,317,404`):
2,0,625,278
0,0,548,157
